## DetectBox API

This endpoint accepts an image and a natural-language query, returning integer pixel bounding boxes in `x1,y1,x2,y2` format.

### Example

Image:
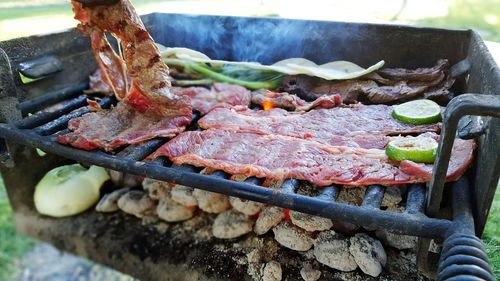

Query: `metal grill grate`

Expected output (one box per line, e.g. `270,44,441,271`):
0,83,454,239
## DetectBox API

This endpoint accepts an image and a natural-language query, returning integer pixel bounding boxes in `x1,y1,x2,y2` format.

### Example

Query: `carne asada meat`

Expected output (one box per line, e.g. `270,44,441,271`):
377,59,449,82
198,105,440,149
71,0,191,115
174,83,251,114
86,74,251,115
60,0,193,151
85,69,114,95
251,90,342,111
58,103,188,151
282,60,454,104
154,129,474,187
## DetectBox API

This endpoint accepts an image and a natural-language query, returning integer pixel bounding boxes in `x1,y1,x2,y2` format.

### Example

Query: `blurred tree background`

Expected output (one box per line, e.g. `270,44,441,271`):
416,0,500,41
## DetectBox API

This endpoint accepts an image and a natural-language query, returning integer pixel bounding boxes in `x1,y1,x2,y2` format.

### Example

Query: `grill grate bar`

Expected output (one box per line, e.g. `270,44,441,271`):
33,97,113,135
15,96,88,129
0,125,454,238
406,184,427,214
244,177,263,185
361,185,386,209
17,82,88,115
118,139,166,161
171,164,198,173
210,170,228,179
279,179,299,194
317,185,340,200
149,156,167,166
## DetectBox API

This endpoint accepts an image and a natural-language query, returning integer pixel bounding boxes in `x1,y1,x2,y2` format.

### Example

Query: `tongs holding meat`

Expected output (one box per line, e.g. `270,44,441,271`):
58,0,192,151
71,0,191,117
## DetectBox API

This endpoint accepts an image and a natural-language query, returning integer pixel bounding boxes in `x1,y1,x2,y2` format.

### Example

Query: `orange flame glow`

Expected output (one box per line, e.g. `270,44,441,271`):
262,99,275,111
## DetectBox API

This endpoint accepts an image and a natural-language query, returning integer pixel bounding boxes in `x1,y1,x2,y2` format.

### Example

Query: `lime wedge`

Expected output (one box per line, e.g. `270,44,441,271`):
386,136,438,163
392,99,442,125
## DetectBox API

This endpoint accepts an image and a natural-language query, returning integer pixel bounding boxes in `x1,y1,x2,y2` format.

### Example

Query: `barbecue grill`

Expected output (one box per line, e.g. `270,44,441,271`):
1,14,499,280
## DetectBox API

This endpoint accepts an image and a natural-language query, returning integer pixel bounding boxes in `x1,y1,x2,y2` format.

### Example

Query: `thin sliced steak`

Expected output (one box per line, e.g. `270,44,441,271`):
251,89,342,111
282,59,453,104
58,103,188,151
174,83,251,114
378,59,449,82
72,0,192,116
154,129,474,187
62,0,193,151
60,81,248,151
86,69,113,95
198,105,440,149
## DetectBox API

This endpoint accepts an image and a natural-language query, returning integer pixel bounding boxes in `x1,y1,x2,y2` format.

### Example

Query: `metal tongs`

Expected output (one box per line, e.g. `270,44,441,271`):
74,0,120,7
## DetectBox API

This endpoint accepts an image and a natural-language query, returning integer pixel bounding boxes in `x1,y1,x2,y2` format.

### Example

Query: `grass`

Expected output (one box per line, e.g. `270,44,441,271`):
416,0,500,42
483,187,500,279
0,4,72,21
0,177,35,281
0,0,173,21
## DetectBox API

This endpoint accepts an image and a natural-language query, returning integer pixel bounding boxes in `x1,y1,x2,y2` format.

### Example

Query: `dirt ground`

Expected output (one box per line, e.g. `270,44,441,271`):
19,244,136,281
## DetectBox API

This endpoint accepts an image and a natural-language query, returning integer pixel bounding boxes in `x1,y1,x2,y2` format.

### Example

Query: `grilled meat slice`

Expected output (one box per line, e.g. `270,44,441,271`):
72,0,191,116
153,129,474,187
174,83,251,115
251,89,342,111
60,0,193,151
199,105,440,149
282,60,454,104
58,102,188,151
377,59,449,82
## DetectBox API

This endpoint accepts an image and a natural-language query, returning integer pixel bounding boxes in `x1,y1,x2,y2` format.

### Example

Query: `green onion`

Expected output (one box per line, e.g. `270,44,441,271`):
164,58,284,90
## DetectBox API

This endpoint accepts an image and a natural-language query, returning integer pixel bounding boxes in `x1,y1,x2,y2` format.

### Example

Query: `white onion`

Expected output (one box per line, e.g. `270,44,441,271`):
34,164,110,217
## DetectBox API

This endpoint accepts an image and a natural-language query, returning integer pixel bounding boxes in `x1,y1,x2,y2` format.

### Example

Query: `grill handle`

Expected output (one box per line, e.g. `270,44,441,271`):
426,93,500,217
436,177,494,281
18,55,63,81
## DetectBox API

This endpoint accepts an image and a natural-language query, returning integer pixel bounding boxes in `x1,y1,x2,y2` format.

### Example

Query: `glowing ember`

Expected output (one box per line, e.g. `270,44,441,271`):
262,99,275,111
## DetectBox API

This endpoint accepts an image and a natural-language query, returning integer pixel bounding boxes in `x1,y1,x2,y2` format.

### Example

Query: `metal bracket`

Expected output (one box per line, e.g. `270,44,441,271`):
427,93,500,217
457,115,487,139
449,58,470,79
18,55,63,80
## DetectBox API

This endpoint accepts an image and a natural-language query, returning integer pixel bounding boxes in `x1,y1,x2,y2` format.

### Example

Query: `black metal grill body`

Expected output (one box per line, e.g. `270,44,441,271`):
0,14,499,280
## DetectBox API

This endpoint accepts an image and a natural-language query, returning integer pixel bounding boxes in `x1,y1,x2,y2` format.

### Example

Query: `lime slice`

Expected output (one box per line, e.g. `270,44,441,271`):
392,99,442,125
386,136,438,163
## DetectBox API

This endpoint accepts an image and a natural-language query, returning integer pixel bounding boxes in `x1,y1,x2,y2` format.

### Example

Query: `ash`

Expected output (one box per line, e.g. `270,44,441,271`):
93,178,430,281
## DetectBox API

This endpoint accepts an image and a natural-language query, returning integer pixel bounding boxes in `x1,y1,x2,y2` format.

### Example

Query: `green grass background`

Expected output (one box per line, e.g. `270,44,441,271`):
0,177,34,281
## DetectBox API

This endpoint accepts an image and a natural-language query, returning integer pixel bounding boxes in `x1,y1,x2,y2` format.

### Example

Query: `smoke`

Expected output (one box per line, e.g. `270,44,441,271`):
144,13,468,68
146,13,366,65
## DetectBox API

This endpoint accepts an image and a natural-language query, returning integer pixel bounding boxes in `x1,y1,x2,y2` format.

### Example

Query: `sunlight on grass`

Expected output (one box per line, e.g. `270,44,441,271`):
417,0,500,42
0,177,35,281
